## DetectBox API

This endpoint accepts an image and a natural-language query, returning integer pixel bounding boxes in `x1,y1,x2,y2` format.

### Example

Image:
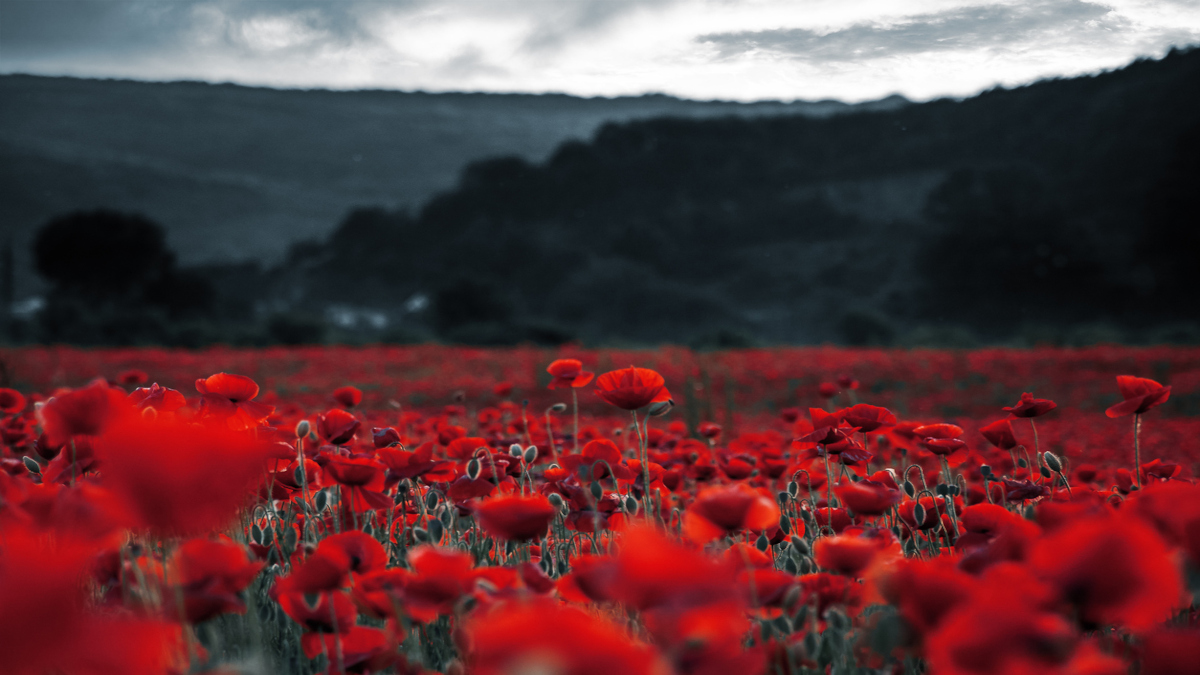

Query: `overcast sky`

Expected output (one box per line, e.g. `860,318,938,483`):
2,0,1198,102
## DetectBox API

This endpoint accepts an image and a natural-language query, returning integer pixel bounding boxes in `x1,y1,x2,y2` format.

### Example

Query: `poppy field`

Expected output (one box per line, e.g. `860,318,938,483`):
2,344,1200,675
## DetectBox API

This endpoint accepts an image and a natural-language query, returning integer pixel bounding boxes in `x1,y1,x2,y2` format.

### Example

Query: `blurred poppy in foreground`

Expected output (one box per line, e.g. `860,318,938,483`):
474,494,556,542
683,484,780,543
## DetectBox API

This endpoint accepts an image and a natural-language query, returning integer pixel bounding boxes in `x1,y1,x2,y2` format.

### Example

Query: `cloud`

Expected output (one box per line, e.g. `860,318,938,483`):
698,1,1132,61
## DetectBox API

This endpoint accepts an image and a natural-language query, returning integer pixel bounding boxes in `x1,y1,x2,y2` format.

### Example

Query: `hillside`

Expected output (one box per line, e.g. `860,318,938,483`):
274,47,1200,345
0,74,903,294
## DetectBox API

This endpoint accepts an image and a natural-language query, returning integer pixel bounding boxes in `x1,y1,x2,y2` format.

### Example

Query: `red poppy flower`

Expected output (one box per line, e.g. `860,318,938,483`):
38,380,131,447
546,359,595,389
117,369,149,386
400,545,478,622
96,416,275,536
377,442,455,482
332,385,363,408
817,382,840,398
465,598,667,675
913,423,963,439
276,589,357,634
1141,629,1200,675
1030,514,1182,629
1105,375,1171,418
300,625,399,673
0,387,26,414
323,456,383,487
979,419,1018,450
127,383,187,412
836,480,901,516
878,557,976,636
317,408,361,445
607,526,740,612
698,421,722,439
683,484,780,543
594,366,671,411
1002,392,1057,418
925,595,1080,675
839,404,896,432
195,373,274,429
474,494,556,542
167,538,264,623
814,535,882,577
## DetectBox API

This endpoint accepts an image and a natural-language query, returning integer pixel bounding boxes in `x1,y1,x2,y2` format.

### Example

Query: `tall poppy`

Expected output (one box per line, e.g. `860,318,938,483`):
594,367,671,411
1105,375,1171,418
1002,392,1057,418
474,494,557,542
546,359,595,389
195,373,274,429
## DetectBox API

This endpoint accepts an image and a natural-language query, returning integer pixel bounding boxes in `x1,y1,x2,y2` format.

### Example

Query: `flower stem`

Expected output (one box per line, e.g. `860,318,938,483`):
1134,413,1142,489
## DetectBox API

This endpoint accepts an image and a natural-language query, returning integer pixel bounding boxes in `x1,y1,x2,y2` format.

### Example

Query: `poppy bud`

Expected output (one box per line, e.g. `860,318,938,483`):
428,519,444,543
314,490,328,513
283,528,298,552
803,632,820,660
913,503,926,526
549,403,568,413
980,464,993,476
399,478,413,491
1017,458,1028,468
850,473,861,482
293,465,305,486
800,557,813,574
790,536,809,556
826,609,848,632
787,481,799,498
646,399,674,416
1043,451,1063,473
784,556,799,574
251,523,264,545
439,507,453,527
363,522,374,536
425,490,440,511
466,459,482,480
948,485,960,496
801,509,815,524
755,532,770,552
783,585,803,612
547,493,564,508
903,480,916,497
295,420,310,438
778,491,791,505
413,527,429,542
779,515,792,535
624,495,639,514
22,456,40,474
1039,465,1052,478
509,444,523,458
589,481,603,500
523,446,538,463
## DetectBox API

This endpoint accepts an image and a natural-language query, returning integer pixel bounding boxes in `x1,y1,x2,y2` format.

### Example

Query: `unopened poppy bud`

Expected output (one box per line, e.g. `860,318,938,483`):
903,480,916,497
314,490,328,513
980,464,993,476
800,557,814,574
251,523,264,544
1039,465,1052,478
425,490,440,510
913,503,926,525
803,631,820,659
787,481,799,498
466,459,482,480
1017,458,1028,468
782,585,803,612
439,507,453,526
295,420,310,438
293,465,305,486
362,522,374,536
778,491,790,505
790,536,809,556
399,478,413,492
1043,451,1063,473
547,493,564,508
779,515,792,535
935,484,948,496
589,481,603,500
850,473,861,482
413,527,429,542
549,403,567,413
784,556,799,574
826,608,848,632
755,532,770,552
523,446,538,463
22,456,40,474
509,444,523,458
646,399,674,416
624,495,639,513
800,509,815,524
428,519,444,542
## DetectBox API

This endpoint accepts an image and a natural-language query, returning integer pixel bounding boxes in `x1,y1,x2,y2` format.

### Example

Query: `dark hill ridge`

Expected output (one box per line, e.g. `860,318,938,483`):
0,73,906,293
273,47,1200,345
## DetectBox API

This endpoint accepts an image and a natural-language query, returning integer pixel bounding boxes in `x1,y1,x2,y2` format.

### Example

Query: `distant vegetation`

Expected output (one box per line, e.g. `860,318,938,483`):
6,47,1200,347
